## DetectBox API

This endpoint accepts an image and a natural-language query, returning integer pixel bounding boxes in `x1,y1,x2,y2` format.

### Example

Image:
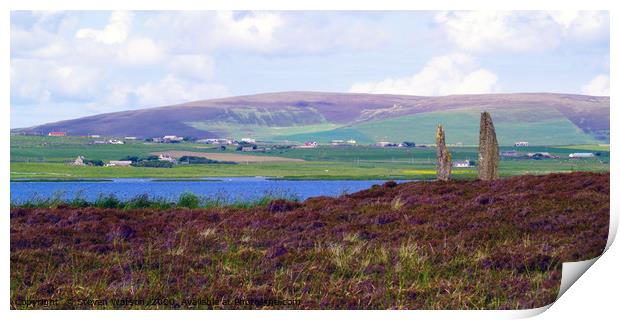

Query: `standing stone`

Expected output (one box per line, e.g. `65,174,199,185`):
478,112,500,180
435,124,452,181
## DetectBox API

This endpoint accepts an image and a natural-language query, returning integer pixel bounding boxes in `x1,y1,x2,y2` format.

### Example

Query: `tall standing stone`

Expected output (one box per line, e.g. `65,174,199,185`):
435,124,452,181
478,111,500,180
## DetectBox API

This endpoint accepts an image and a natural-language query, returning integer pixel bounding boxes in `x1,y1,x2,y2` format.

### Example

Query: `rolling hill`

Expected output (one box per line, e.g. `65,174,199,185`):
13,92,609,145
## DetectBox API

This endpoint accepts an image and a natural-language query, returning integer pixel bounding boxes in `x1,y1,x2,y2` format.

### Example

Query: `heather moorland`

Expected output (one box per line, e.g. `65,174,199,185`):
10,172,609,309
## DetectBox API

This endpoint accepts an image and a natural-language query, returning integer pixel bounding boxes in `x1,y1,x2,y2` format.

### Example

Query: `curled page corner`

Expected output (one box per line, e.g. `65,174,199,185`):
517,256,602,319
557,257,599,299
554,211,616,301
509,304,552,319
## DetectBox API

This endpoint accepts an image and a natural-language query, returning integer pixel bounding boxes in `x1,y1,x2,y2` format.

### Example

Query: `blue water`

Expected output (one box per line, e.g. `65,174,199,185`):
10,177,411,204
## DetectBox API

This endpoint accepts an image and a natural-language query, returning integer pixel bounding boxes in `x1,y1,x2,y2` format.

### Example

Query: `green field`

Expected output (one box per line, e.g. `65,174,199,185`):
10,135,221,163
186,121,342,141
10,136,609,180
273,106,601,145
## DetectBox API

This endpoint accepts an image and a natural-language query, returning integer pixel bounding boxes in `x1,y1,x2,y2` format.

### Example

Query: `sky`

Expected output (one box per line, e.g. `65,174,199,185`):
10,11,610,128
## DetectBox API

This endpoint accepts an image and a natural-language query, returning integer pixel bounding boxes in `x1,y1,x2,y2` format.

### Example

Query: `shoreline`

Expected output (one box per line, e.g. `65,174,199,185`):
11,176,428,182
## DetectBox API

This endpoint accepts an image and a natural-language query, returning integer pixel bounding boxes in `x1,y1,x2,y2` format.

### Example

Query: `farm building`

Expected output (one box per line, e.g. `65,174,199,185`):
452,160,474,168
398,142,416,148
569,152,595,158
501,150,520,157
73,156,85,166
295,141,319,149
198,138,233,145
163,135,184,142
527,152,558,159
106,160,133,167
48,132,66,137
375,141,396,147
514,141,529,147
158,154,177,163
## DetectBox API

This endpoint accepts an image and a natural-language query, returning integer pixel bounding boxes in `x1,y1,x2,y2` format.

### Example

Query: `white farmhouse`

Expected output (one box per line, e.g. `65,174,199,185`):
569,152,595,158
452,160,473,168
106,160,133,167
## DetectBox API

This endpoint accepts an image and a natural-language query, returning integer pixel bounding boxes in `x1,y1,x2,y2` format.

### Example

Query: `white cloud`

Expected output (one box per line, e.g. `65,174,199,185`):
10,61,51,103
75,11,132,45
105,84,136,108
349,53,499,96
214,11,283,51
133,75,230,107
117,37,164,66
144,11,387,55
167,54,215,80
51,64,100,97
581,74,609,96
435,11,608,53
143,11,284,53
11,59,99,103
548,11,608,39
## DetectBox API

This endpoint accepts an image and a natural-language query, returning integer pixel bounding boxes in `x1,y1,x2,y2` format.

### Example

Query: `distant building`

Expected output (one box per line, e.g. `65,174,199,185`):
240,147,255,152
500,150,520,157
88,134,100,138
452,160,474,168
295,141,319,149
514,141,529,147
241,138,256,144
158,154,178,163
124,136,137,140
48,132,66,137
108,139,124,145
210,138,233,145
106,160,133,167
73,156,85,166
527,152,558,159
398,141,416,148
375,141,396,147
569,152,595,158
162,135,184,143
346,139,357,145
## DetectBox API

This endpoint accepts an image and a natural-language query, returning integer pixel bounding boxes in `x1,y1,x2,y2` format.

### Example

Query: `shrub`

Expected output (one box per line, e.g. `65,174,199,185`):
124,194,152,209
69,196,89,208
85,159,104,166
94,194,121,208
178,156,235,165
133,160,173,168
177,192,201,208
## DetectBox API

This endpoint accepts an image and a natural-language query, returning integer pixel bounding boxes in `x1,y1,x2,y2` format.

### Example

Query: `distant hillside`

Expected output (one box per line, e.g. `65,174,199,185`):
13,92,609,145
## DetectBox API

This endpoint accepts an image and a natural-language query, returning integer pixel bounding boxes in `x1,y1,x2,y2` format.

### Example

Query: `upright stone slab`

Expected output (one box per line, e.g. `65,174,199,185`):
478,112,500,180
435,124,452,181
